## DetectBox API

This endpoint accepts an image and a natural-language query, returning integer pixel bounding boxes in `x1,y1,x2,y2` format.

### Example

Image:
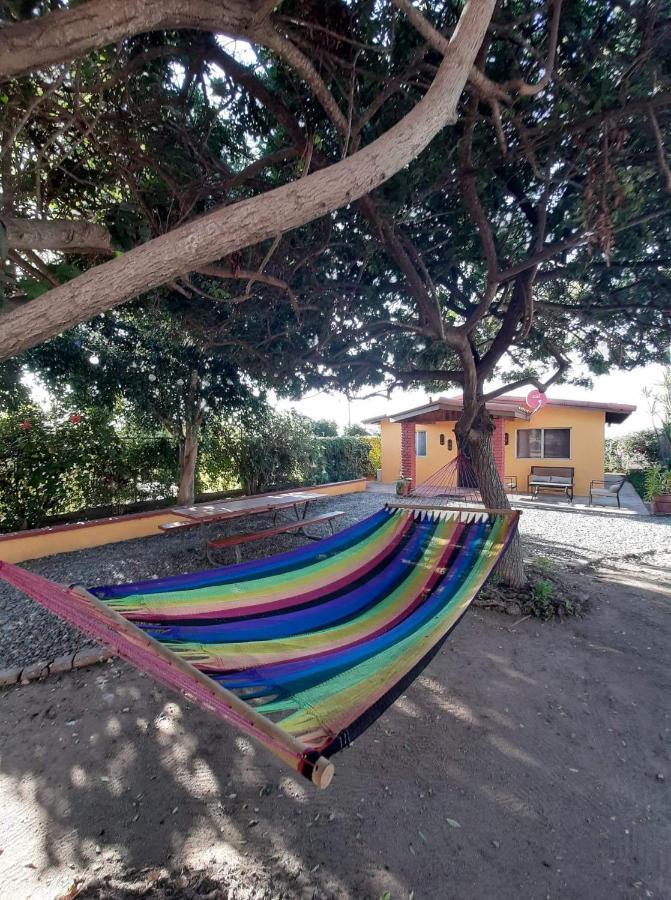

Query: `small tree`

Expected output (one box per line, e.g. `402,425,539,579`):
26,305,252,504
311,419,339,437
343,424,369,436
229,409,321,495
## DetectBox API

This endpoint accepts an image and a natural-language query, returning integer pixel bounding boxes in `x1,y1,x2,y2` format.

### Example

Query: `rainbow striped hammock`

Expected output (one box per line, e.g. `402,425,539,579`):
0,505,518,789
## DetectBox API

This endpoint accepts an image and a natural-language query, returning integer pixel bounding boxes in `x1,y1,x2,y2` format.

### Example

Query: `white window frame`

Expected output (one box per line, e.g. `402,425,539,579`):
416,430,428,457
516,427,571,460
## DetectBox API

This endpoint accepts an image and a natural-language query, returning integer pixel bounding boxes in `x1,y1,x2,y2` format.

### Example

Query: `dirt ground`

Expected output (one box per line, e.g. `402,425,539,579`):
0,558,669,900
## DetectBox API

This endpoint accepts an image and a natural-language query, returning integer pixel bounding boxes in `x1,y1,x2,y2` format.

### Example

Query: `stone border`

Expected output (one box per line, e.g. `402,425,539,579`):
0,646,112,688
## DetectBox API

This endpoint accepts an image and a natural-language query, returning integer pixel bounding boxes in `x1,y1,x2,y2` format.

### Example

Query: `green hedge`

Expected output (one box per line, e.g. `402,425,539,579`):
605,430,660,472
625,469,646,500
318,436,374,482
0,407,381,533
0,406,176,532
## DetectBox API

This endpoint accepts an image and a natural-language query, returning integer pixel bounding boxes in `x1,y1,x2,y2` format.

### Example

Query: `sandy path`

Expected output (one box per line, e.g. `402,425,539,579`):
0,561,669,900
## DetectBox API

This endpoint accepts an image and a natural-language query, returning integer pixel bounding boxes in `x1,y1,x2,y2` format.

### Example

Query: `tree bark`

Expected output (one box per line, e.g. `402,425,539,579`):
456,407,527,589
0,0,495,361
3,217,113,254
0,0,263,79
177,424,199,506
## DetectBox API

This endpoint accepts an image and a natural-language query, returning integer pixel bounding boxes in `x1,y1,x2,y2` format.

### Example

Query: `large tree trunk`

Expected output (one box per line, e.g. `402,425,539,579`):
0,0,495,361
176,425,199,506
456,409,527,589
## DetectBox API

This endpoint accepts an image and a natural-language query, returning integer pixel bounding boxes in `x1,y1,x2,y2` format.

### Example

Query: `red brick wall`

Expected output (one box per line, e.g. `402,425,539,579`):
493,419,506,479
400,422,417,488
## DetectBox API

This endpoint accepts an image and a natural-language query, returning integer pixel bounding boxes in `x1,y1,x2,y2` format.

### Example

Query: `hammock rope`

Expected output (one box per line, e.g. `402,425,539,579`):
406,452,482,506
0,505,519,788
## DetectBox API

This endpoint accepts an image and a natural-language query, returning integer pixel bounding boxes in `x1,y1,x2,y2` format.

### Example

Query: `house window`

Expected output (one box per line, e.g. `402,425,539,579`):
440,433,445,446
416,430,427,457
516,428,571,459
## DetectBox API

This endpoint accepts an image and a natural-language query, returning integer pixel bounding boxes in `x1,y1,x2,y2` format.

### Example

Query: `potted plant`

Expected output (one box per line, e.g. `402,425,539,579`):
644,465,671,515
396,476,412,497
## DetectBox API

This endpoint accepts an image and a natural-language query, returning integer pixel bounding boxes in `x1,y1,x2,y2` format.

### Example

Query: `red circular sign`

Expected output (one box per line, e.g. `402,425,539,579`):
526,389,548,409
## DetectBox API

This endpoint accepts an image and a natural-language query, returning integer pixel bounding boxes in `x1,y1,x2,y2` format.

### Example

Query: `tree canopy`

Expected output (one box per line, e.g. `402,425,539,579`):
2,1,668,391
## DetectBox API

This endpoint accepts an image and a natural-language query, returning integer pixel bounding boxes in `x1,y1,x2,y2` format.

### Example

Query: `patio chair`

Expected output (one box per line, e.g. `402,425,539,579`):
589,474,627,508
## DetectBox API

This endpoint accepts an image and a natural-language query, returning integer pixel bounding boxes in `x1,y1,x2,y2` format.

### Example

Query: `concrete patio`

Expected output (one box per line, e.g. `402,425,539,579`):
367,477,650,516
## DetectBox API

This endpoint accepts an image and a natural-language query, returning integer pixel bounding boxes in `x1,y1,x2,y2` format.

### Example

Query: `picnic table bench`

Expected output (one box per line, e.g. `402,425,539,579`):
206,510,346,563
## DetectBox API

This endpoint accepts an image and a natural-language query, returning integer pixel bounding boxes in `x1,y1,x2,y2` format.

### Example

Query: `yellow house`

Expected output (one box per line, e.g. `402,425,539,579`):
364,394,635,497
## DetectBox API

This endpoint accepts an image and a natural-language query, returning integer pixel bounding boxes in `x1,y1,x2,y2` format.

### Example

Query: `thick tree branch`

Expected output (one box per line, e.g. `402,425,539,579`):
483,350,569,402
3,217,113,254
210,36,450,343
649,106,671,192
258,27,349,139
0,0,496,360
390,0,509,102
0,0,267,80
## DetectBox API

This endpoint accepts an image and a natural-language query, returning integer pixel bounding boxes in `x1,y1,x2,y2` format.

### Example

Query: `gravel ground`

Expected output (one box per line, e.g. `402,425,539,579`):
1,489,669,670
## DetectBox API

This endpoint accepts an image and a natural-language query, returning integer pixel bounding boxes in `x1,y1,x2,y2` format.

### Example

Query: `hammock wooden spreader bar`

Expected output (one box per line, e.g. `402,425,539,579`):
0,559,334,787
0,506,519,788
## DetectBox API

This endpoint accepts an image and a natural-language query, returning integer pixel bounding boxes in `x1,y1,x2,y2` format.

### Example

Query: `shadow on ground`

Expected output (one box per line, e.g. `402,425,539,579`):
1,556,670,899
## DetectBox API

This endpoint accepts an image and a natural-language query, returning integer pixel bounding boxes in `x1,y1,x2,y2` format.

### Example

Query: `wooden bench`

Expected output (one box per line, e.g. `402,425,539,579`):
206,511,346,564
528,466,575,502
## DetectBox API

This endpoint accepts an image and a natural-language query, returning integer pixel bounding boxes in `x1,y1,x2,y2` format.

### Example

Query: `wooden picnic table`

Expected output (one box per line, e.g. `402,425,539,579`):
163,491,336,561
169,491,328,526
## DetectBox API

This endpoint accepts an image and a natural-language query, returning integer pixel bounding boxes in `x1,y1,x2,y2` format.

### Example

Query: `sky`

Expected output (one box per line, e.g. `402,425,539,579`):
276,362,668,438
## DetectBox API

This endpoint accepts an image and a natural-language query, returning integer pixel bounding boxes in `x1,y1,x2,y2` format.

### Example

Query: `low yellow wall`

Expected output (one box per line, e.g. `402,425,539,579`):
504,406,605,496
0,511,186,564
301,480,365,497
0,480,367,564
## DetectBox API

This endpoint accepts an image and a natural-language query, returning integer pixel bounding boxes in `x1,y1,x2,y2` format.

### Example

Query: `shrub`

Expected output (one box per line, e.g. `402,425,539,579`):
528,577,577,620
0,404,381,531
362,435,382,475
643,465,671,501
604,430,660,471
0,406,73,531
232,411,321,494
318,436,372,482
0,406,176,531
